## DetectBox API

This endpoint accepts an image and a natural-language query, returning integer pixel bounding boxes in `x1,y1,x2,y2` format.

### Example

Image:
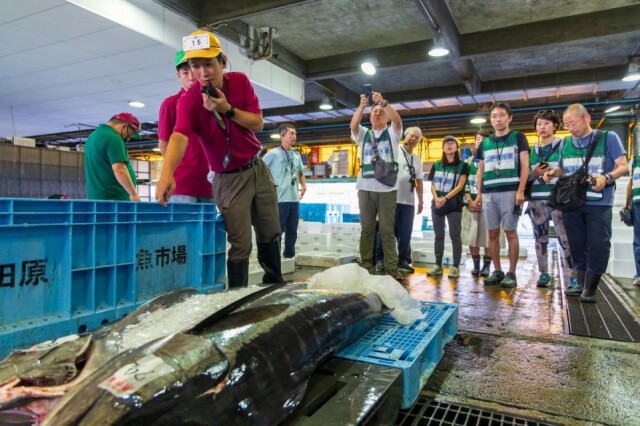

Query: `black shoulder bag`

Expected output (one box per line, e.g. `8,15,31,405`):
432,161,465,216
548,131,600,212
525,139,562,200
370,131,398,186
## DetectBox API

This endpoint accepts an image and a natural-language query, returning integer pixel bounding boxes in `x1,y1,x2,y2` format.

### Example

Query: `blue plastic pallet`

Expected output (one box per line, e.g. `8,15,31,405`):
0,198,227,358
342,213,360,223
336,301,458,409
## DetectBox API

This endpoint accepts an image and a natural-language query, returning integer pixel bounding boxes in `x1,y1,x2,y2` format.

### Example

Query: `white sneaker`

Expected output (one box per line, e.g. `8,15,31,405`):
633,277,640,287
448,266,460,278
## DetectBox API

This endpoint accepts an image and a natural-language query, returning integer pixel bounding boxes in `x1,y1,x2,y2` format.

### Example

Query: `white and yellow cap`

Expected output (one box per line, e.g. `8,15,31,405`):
183,30,223,60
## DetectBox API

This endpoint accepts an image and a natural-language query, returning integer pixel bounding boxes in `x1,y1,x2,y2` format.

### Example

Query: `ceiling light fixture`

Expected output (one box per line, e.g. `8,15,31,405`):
361,61,377,76
128,101,145,108
604,105,621,113
470,117,486,124
270,133,281,140
623,56,640,82
428,30,449,57
319,94,334,110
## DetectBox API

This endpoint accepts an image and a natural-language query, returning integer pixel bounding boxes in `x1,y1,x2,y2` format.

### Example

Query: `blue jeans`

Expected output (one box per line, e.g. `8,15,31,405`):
633,204,640,277
278,202,299,258
375,203,415,264
562,205,612,275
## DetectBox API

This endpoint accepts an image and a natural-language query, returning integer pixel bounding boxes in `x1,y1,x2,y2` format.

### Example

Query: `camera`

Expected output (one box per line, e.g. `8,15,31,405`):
222,152,232,169
513,204,523,215
371,154,379,165
538,161,548,168
291,176,297,186
408,175,416,192
202,83,219,98
363,84,374,105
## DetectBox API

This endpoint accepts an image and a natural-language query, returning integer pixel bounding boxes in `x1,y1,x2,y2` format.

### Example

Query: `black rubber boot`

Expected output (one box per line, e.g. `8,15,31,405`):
565,269,585,297
227,259,249,288
580,272,601,303
471,257,480,276
257,239,286,284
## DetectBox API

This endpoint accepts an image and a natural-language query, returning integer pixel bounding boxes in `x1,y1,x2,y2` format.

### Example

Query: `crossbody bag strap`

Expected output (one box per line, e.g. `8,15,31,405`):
543,138,562,162
582,130,601,170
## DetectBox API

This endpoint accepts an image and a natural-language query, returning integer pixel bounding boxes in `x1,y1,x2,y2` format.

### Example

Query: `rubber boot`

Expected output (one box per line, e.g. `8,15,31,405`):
565,269,585,297
471,257,480,276
479,258,491,277
227,259,249,288
580,272,601,303
257,239,286,284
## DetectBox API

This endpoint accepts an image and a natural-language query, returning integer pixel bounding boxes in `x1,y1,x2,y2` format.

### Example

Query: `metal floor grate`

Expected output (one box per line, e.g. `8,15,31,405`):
564,277,640,342
395,397,558,426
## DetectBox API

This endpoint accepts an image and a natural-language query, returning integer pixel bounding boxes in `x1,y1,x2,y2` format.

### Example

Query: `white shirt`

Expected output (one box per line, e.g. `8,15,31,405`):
396,146,424,205
351,124,401,192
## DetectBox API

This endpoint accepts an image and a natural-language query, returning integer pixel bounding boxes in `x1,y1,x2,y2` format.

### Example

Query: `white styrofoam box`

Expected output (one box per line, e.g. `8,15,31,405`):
499,248,528,258
299,221,326,234
412,249,466,265
608,259,635,279
326,244,359,255
612,241,634,262
295,252,356,267
328,223,362,235
328,234,360,247
298,233,328,245
282,257,295,274
612,226,633,242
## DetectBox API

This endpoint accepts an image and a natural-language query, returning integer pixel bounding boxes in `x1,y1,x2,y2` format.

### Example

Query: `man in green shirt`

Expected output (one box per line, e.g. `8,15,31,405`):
84,112,141,201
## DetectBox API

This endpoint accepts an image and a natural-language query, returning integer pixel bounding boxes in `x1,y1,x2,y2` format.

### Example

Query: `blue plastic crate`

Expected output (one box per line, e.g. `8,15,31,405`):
342,213,360,223
336,301,458,409
0,198,226,358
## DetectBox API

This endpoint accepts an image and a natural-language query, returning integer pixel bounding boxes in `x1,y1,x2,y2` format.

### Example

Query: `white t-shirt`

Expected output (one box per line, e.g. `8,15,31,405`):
351,124,401,192
396,146,424,205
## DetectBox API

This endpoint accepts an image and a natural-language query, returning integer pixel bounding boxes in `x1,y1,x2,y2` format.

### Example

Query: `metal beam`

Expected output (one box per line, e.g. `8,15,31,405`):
200,0,319,26
460,5,640,57
414,0,482,95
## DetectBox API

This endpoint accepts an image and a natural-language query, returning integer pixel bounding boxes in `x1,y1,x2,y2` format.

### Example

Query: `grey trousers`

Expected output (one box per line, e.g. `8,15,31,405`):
358,190,399,275
213,159,280,261
431,211,463,267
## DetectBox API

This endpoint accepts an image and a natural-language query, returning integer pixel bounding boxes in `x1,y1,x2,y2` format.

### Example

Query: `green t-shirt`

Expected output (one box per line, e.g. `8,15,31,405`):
84,124,136,200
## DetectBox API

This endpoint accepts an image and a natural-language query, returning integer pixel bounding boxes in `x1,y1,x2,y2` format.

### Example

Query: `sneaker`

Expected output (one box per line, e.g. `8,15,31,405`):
536,272,552,288
501,272,517,288
484,270,505,285
569,276,580,289
427,266,443,276
633,277,640,287
375,260,384,272
448,266,460,278
479,263,491,277
398,262,415,274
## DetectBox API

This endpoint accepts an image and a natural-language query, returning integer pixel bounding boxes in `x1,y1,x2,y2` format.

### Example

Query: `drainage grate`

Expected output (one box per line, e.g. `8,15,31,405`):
564,277,640,342
395,397,558,426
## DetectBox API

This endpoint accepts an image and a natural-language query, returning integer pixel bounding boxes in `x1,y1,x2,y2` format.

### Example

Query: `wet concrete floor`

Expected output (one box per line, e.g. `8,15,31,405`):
288,237,640,425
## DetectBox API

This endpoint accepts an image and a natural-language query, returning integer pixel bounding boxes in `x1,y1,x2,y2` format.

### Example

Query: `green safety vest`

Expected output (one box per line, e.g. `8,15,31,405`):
482,131,520,189
561,131,607,201
432,161,464,197
463,156,478,204
361,128,397,179
631,156,640,204
528,138,563,200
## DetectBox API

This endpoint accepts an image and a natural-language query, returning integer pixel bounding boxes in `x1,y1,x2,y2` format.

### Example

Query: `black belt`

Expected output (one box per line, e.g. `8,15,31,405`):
219,156,259,174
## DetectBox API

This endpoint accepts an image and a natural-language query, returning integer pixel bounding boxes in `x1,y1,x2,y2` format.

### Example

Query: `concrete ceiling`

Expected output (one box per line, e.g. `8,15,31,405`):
1,0,639,150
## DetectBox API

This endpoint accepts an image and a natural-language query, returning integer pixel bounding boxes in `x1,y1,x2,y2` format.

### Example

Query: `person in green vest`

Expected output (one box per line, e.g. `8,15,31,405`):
526,110,577,288
427,136,469,278
475,102,530,288
462,129,492,277
623,153,640,287
546,104,628,302
350,89,404,282
84,112,141,201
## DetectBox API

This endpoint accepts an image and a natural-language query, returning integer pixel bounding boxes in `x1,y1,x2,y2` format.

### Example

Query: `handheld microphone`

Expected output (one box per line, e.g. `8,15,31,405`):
202,84,226,130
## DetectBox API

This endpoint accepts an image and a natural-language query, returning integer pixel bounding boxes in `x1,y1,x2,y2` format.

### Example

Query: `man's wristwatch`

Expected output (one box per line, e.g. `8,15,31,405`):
603,173,615,187
224,105,235,118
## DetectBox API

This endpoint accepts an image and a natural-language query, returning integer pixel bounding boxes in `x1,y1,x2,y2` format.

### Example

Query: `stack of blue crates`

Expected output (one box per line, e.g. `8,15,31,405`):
299,203,351,223
0,198,227,358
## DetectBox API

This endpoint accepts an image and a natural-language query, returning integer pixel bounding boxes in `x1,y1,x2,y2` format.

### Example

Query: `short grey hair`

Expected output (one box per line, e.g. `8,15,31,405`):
563,103,588,118
404,126,422,138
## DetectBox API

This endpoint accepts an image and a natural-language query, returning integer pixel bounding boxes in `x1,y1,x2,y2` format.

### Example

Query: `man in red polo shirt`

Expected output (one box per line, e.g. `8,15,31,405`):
156,30,283,288
157,50,213,203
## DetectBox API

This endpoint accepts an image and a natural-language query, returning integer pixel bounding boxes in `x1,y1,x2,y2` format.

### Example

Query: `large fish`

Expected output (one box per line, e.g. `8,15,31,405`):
42,289,384,425
0,288,201,422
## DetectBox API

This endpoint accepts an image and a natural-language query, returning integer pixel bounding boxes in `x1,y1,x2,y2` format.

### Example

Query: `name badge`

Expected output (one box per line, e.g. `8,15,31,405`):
183,34,210,51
